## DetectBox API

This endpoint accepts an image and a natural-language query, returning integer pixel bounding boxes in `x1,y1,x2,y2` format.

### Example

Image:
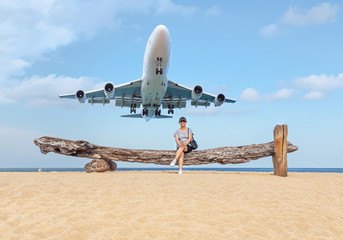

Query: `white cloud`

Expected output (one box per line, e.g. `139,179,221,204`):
0,0,111,82
1,74,106,107
303,91,325,100
240,87,294,102
0,0,196,84
259,24,280,38
0,92,12,104
240,88,260,102
281,3,339,26
204,5,221,16
266,88,295,101
291,73,343,100
155,0,196,16
240,73,343,102
292,73,343,91
260,2,340,38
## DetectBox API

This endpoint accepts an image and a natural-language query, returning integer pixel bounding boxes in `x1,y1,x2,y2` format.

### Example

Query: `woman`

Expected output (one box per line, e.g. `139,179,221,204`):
170,117,193,174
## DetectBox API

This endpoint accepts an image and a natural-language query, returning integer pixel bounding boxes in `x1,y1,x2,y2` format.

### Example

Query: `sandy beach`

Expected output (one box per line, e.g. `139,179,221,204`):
0,171,342,239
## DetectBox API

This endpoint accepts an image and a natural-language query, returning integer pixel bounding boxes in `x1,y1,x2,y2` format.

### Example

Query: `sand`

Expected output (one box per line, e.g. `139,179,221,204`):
0,171,342,240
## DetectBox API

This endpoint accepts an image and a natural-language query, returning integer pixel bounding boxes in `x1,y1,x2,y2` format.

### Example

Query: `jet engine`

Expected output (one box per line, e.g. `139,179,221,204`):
104,83,115,98
214,93,225,107
76,90,86,103
191,85,203,101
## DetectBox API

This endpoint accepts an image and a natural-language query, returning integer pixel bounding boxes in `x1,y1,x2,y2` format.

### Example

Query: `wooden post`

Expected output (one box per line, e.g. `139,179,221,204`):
273,124,288,177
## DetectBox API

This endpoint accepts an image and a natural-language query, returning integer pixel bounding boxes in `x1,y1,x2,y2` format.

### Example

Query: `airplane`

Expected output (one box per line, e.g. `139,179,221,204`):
59,25,236,120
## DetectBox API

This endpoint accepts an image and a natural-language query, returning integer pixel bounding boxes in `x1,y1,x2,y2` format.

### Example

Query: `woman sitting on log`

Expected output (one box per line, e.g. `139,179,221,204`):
170,117,193,174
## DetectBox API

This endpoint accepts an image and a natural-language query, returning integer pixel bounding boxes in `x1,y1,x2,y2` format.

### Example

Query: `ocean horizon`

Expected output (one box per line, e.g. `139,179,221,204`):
1,168,343,173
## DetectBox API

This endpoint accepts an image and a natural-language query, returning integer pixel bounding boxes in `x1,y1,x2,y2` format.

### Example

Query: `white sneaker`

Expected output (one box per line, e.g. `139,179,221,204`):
178,170,182,174
170,159,177,167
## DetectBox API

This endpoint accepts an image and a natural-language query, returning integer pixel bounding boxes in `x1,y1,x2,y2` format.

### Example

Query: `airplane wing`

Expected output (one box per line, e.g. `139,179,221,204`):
59,79,142,107
163,80,236,109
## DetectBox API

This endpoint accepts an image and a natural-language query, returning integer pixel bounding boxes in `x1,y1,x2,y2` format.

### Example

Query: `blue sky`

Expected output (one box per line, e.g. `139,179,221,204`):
0,0,342,168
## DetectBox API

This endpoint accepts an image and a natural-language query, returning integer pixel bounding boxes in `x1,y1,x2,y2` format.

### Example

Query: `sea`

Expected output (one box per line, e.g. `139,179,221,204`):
0,168,343,173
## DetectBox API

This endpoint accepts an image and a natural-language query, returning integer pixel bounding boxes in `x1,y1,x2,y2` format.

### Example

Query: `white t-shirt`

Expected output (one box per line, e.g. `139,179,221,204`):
174,128,193,148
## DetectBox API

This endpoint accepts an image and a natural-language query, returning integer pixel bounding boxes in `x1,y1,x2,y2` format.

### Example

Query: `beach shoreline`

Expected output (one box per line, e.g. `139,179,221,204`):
1,171,342,239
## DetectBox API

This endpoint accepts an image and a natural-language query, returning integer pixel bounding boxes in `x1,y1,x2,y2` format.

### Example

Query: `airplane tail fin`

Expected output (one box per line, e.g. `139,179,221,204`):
121,114,173,119
155,115,173,119
121,114,142,118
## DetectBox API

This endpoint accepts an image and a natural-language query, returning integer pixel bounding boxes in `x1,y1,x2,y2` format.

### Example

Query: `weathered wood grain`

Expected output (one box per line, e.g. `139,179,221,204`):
273,125,288,176
34,136,298,166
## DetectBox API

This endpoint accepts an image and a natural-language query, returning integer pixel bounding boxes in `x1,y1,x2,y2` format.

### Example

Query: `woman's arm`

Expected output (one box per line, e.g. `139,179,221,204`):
175,135,183,147
185,133,192,145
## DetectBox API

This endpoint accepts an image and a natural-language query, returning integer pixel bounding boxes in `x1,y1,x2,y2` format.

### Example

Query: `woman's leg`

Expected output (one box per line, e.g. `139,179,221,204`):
171,146,186,167
179,151,184,170
175,146,186,160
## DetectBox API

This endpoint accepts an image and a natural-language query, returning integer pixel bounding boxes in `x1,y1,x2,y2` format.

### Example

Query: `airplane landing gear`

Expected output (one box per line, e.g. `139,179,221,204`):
155,109,161,116
142,108,148,116
130,104,137,113
168,104,174,114
156,57,163,75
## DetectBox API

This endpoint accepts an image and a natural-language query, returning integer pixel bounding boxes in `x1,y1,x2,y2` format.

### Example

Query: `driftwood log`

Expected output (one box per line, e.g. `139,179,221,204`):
34,133,298,173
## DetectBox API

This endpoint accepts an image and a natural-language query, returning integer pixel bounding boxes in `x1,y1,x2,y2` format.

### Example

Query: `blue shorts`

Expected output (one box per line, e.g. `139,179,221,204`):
177,145,192,153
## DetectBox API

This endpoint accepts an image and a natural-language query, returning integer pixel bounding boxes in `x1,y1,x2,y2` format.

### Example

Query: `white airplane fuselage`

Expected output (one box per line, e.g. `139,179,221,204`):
140,25,171,120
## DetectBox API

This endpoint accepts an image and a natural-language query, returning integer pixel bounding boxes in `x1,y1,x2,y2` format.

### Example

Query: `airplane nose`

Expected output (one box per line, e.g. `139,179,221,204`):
148,25,171,63
153,25,170,39
155,25,168,34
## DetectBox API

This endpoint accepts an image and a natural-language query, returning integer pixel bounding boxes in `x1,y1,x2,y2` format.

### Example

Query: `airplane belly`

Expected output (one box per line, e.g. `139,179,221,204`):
141,76,167,107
